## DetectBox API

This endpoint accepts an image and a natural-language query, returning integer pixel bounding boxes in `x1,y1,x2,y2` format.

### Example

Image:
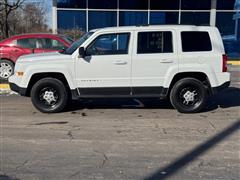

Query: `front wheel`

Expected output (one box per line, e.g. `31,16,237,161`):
31,78,68,113
170,78,207,113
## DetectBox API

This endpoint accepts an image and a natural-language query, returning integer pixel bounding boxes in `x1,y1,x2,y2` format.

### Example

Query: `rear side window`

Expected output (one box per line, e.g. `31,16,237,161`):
17,38,37,49
181,31,212,52
137,31,173,54
39,38,66,50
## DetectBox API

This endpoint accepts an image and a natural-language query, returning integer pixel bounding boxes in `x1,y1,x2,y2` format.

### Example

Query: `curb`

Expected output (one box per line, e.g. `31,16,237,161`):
228,61,240,66
0,84,10,90
0,84,14,95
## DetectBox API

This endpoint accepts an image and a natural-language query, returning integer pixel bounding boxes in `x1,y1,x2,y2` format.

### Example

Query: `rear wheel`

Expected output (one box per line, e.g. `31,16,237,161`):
170,78,207,113
31,78,68,113
0,60,14,80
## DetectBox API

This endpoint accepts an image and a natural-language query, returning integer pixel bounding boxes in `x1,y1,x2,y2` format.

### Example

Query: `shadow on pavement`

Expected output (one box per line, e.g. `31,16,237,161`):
144,119,240,180
65,87,240,112
0,175,20,180
205,87,240,111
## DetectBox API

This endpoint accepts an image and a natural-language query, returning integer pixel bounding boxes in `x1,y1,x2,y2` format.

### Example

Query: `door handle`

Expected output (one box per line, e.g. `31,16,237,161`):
114,60,127,65
160,59,173,63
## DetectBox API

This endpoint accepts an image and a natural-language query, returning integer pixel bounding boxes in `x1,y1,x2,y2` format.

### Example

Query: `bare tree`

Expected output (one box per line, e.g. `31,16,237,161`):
0,1,50,40
0,0,25,38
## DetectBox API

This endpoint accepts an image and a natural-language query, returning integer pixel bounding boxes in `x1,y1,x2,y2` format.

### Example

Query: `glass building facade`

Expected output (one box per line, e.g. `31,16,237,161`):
55,0,240,58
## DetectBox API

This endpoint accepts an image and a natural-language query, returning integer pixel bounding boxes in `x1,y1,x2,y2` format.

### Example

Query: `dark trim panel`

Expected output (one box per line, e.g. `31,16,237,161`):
212,81,230,94
78,87,131,96
132,86,168,97
9,83,27,96
73,86,169,99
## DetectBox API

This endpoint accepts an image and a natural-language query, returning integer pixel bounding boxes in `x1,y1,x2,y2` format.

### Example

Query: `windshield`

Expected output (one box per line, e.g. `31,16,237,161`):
60,35,74,44
61,32,94,55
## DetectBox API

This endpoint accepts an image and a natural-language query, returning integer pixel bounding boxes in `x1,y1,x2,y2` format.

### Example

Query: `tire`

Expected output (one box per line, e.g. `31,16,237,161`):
0,60,14,80
30,78,68,113
170,78,207,113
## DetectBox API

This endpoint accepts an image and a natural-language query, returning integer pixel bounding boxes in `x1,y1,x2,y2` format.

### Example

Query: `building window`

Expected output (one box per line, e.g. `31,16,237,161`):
217,0,236,10
88,0,117,9
181,32,212,52
217,12,240,58
217,12,235,36
119,11,148,26
150,0,180,10
181,12,210,25
57,0,86,8
119,0,148,10
181,0,211,10
57,10,86,30
88,11,117,30
137,31,173,54
150,12,179,25
87,33,130,55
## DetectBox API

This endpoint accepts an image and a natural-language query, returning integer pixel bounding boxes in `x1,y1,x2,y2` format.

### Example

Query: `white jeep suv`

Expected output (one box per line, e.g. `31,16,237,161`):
9,25,230,113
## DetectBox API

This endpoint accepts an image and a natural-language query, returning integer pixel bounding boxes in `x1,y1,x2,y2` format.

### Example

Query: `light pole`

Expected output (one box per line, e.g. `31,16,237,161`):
52,0,57,34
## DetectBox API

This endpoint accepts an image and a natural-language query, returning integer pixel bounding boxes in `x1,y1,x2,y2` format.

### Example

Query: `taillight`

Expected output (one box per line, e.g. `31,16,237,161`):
222,54,228,72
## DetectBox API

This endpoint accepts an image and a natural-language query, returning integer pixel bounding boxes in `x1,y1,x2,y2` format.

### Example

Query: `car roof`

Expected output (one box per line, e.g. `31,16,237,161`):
92,25,215,32
0,33,71,44
4,33,64,40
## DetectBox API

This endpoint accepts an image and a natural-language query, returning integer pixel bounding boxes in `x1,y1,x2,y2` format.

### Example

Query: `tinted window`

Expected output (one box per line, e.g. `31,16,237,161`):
150,0,180,10
217,0,235,10
57,0,86,8
150,12,179,25
181,0,211,10
87,33,130,55
119,11,148,26
89,11,117,30
17,38,37,49
137,32,173,54
88,0,117,9
181,32,212,52
216,12,235,36
39,38,66,50
181,12,210,25
119,0,148,9
57,10,86,30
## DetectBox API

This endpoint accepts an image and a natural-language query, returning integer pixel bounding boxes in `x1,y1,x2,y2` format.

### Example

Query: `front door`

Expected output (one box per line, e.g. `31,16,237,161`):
75,32,132,96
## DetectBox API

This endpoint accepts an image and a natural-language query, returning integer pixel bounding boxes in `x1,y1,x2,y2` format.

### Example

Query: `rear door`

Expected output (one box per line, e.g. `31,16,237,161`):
131,29,178,96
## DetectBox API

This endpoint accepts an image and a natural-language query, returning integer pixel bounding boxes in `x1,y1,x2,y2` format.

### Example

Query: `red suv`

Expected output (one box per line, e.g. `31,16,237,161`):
0,33,73,80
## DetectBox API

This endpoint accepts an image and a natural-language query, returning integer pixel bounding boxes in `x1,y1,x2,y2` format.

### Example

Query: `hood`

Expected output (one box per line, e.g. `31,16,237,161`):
18,52,71,63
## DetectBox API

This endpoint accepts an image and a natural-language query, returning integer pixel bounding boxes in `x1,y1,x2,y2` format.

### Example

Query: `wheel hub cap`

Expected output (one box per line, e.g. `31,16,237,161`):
0,62,12,78
183,90,197,105
43,91,57,104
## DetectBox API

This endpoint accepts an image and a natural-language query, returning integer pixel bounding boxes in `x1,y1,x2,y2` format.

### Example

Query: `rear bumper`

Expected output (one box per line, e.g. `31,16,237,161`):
212,81,230,94
9,82,27,96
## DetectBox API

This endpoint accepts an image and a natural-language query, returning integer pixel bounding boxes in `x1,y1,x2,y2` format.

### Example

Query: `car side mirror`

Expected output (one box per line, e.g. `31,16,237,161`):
79,47,85,58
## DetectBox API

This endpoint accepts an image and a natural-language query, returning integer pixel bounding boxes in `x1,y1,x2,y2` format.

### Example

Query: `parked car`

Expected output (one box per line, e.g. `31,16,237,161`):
0,33,73,80
9,25,230,113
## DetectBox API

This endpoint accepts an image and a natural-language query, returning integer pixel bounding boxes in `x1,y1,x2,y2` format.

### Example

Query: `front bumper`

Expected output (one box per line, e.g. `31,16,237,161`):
9,82,27,96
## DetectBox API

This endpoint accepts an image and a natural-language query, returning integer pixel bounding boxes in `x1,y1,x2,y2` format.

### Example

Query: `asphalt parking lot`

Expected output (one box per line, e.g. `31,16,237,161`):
0,66,239,180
